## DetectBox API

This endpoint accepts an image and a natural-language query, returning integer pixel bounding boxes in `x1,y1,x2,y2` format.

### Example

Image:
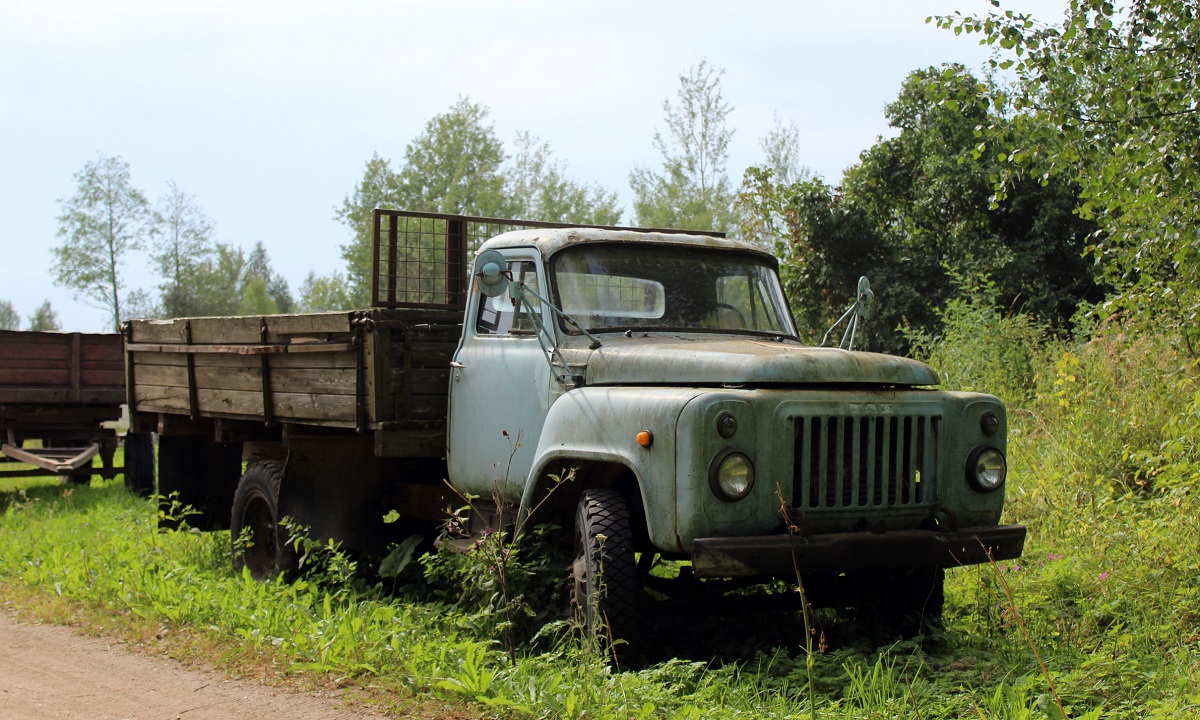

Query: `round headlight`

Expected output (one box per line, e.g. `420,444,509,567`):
710,451,754,501
967,447,1007,492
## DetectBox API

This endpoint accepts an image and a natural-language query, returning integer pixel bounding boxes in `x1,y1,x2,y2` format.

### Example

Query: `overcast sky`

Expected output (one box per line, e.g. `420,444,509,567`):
0,0,1066,332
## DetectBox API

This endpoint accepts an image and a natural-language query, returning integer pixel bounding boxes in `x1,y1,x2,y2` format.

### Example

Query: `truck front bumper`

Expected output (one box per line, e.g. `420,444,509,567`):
691,524,1026,578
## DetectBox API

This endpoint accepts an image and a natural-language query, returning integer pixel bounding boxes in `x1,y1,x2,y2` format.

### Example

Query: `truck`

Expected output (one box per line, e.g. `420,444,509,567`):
1,329,153,489
124,209,1025,641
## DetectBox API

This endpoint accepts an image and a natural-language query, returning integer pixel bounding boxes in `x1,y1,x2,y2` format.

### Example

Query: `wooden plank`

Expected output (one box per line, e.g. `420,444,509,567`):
128,352,187,368
187,316,264,344
389,368,451,395
191,387,357,422
135,358,357,395
405,395,448,421
406,341,456,368
79,369,125,387
194,353,355,370
132,363,189,389
0,342,71,363
261,312,356,336
80,336,123,362
129,319,187,344
0,368,72,386
0,388,125,405
133,384,191,412
124,341,356,355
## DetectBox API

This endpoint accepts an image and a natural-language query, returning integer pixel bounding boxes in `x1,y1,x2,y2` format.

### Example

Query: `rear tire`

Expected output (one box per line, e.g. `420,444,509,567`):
123,432,155,496
231,461,295,580
572,489,639,654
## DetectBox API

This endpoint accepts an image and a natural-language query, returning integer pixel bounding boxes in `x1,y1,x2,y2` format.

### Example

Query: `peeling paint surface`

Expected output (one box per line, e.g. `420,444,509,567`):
584,335,940,387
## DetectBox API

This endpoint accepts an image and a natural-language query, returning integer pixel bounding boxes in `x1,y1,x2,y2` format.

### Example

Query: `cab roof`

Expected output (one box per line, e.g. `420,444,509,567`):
476,227,776,264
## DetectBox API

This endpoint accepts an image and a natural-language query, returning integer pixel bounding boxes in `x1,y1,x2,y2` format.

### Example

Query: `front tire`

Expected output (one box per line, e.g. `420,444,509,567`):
572,489,639,651
231,461,295,579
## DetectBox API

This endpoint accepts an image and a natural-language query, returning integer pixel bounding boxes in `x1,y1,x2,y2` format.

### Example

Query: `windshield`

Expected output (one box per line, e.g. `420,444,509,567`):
551,243,796,336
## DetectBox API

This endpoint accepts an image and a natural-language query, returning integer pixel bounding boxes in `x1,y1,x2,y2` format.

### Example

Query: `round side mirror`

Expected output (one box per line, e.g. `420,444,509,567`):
474,250,510,298
856,276,875,319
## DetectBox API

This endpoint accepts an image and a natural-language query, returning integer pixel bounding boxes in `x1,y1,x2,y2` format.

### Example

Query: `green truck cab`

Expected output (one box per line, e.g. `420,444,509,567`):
450,224,1024,638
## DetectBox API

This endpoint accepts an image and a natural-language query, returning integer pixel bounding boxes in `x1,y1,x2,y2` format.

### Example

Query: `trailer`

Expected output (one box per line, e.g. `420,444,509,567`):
0,329,153,490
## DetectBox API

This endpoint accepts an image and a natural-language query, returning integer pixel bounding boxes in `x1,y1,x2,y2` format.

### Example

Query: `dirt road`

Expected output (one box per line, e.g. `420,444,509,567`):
0,614,384,719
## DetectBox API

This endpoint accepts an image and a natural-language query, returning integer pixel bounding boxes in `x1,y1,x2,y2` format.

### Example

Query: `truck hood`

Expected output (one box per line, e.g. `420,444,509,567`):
583,336,939,387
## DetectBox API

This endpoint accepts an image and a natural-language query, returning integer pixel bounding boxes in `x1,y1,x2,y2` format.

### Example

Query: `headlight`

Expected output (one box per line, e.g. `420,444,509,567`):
966,447,1007,492
710,450,754,501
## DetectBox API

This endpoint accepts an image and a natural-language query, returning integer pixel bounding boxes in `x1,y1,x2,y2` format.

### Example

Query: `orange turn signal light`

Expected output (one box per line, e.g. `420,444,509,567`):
635,430,653,448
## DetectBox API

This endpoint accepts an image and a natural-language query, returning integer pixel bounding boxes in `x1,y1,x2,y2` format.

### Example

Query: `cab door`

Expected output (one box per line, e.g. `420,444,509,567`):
447,252,553,504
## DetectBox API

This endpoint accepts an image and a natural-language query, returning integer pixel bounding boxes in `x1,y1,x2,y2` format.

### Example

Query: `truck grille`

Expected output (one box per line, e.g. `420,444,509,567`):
793,415,939,509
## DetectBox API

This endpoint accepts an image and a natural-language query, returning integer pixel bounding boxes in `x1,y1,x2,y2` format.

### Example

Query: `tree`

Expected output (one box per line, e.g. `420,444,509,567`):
630,60,736,231
759,114,811,186
739,66,1100,352
297,271,353,312
505,132,623,226
238,277,278,315
242,241,292,313
938,0,1200,353
335,153,401,306
52,154,151,331
0,300,19,330
395,97,509,216
188,242,247,316
337,98,508,306
151,181,216,318
27,301,60,331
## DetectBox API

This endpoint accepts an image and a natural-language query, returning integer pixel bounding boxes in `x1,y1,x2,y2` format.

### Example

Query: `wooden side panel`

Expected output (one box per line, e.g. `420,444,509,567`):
127,312,364,428
375,309,462,426
0,331,71,387
127,309,461,436
79,334,124,389
0,331,123,405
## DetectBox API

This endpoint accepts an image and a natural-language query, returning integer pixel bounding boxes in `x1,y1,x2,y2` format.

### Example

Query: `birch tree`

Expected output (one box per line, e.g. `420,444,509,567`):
52,155,150,331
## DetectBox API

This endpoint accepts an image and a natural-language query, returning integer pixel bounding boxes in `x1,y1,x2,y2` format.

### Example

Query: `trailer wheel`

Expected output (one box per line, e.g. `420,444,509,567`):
231,461,295,580
571,489,639,654
123,432,155,496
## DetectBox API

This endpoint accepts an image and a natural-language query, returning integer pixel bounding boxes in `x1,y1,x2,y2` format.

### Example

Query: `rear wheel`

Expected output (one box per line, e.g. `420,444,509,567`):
123,432,155,496
231,461,295,580
572,489,639,653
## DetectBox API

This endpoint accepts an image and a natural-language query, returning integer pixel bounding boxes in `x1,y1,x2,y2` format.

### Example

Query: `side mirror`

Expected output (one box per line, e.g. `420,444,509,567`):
474,250,510,298
856,276,874,320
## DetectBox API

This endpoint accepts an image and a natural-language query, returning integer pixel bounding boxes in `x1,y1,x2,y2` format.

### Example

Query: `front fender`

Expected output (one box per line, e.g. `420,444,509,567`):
522,386,705,552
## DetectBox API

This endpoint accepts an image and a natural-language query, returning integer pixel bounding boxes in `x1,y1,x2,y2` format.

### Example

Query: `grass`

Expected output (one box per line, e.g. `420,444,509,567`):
3,311,1200,718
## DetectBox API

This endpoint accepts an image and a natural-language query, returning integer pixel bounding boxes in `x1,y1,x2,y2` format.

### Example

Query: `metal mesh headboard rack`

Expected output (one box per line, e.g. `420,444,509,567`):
370,209,724,310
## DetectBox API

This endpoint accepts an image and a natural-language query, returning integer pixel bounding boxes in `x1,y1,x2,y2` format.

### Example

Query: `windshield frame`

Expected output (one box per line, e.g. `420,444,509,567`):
548,242,798,339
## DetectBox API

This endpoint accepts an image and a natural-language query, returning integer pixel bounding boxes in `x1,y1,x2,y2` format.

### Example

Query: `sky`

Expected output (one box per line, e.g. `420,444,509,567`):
0,0,1068,333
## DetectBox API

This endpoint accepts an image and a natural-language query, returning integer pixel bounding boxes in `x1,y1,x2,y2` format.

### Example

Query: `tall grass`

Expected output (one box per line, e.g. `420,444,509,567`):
918,291,1200,719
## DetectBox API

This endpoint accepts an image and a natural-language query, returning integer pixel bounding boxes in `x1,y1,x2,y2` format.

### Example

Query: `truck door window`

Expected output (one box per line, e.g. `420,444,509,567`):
476,261,540,336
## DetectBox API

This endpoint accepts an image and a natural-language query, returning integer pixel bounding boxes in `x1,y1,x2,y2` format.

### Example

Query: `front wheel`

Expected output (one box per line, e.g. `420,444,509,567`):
231,461,295,580
572,489,639,651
